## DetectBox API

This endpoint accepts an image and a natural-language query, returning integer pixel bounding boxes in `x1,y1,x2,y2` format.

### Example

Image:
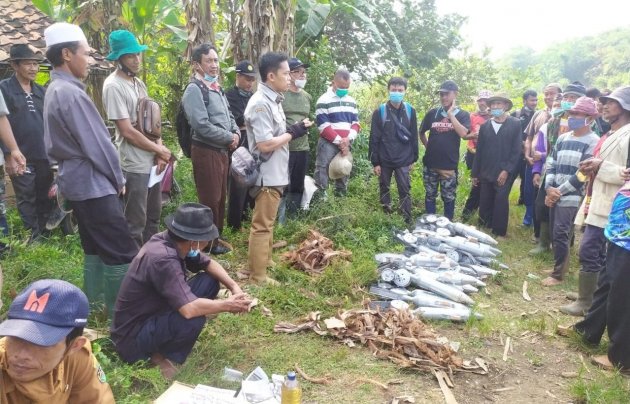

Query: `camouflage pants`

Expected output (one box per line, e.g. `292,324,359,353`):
423,166,458,219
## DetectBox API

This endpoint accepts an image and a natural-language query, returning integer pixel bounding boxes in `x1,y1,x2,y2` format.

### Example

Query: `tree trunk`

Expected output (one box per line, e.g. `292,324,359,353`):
184,0,216,61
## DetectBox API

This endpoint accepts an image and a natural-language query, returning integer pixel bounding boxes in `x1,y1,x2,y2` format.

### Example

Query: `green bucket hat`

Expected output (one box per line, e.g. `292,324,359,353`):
106,30,148,61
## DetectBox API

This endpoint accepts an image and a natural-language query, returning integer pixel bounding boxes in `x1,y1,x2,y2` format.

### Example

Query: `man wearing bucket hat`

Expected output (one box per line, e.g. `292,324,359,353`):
0,44,54,241
560,86,630,315
103,30,172,250
471,93,522,237
419,80,471,220
462,89,492,222
541,96,600,287
43,23,138,317
0,279,115,402
111,203,251,379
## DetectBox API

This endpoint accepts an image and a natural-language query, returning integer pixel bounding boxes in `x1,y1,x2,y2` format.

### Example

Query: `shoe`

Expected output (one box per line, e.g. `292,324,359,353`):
151,353,178,380
46,206,69,230
542,276,563,286
211,244,231,255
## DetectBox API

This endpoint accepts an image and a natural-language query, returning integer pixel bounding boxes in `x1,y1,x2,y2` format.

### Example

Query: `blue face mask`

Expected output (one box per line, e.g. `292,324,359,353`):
336,88,349,98
437,106,460,118
389,91,404,104
561,100,574,111
551,108,564,116
567,117,589,131
204,73,218,83
490,108,504,117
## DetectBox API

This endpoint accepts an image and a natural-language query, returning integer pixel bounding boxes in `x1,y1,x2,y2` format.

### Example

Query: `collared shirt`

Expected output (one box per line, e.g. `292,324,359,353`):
0,75,47,161
0,338,115,404
111,231,211,362
44,70,125,201
244,84,289,187
102,72,154,174
0,92,8,166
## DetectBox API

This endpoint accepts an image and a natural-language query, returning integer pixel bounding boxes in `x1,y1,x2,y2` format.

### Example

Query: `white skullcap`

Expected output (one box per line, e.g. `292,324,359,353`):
45,23,88,47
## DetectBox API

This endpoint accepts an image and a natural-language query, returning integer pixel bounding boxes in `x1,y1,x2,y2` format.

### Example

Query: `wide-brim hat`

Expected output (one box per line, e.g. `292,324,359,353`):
329,152,353,180
486,94,513,111
8,44,44,62
106,30,148,61
599,86,630,112
164,203,219,241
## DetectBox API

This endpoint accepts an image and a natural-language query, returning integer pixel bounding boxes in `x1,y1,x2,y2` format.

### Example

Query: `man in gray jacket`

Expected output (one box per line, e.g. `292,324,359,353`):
182,43,240,255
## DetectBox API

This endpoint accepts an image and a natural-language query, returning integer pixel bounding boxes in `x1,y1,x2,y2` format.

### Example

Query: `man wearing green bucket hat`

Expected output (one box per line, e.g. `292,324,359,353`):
103,30,172,251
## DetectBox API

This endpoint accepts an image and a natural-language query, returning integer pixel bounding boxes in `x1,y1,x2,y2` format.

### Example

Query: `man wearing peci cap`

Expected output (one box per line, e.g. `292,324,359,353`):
225,60,256,230
103,30,172,250
111,203,252,379
281,57,313,220
0,279,115,402
471,94,523,237
541,96,600,287
42,23,139,317
0,44,54,241
419,80,471,220
183,44,240,254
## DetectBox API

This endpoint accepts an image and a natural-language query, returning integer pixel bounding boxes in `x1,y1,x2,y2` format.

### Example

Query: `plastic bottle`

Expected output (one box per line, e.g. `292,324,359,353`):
281,371,302,404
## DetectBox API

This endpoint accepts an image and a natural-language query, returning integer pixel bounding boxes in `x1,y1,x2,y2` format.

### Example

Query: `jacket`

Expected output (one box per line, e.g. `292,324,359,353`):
472,116,522,182
369,102,418,168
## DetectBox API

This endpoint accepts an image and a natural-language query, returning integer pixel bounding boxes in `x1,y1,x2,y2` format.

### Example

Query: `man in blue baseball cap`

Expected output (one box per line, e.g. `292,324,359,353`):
0,279,114,402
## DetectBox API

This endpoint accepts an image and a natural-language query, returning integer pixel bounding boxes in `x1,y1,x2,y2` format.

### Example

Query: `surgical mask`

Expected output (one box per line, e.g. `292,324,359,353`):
561,100,574,111
490,108,504,117
389,91,404,104
567,117,589,131
437,106,460,118
295,79,307,89
204,73,218,83
551,108,564,116
185,242,201,264
238,89,252,97
336,88,349,98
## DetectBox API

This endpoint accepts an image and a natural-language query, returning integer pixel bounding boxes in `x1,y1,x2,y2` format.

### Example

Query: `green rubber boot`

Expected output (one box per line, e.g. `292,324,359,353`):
103,263,130,320
529,221,551,255
83,255,104,308
559,272,599,316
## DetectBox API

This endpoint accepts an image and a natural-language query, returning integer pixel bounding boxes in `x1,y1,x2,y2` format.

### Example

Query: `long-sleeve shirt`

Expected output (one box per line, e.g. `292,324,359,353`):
545,131,599,207
531,123,549,175
315,88,360,144
471,116,522,182
43,70,125,201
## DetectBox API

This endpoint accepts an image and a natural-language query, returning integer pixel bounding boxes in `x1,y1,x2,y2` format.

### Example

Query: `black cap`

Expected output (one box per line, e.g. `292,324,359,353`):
8,44,44,62
563,81,586,97
437,80,458,93
288,57,309,71
235,60,256,77
164,203,219,241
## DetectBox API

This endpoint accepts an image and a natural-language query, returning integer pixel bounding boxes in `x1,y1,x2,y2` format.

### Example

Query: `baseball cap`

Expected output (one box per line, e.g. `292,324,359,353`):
437,80,458,93
0,279,89,346
235,60,256,77
288,57,310,71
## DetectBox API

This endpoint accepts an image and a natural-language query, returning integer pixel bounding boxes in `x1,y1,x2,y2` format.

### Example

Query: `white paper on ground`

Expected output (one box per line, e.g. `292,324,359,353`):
148,165,166,188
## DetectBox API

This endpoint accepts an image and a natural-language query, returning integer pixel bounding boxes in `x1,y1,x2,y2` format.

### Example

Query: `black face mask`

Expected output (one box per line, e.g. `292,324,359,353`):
184,242,204,272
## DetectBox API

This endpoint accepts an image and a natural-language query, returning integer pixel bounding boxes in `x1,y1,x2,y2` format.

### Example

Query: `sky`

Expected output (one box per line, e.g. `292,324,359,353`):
435,0,630,59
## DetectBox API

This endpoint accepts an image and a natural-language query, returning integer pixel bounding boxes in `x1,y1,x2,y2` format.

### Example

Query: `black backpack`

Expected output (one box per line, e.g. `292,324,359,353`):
176,78,209,157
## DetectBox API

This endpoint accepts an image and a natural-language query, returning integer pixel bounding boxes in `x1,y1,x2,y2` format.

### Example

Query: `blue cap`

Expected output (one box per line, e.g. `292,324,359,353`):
0,280,89,346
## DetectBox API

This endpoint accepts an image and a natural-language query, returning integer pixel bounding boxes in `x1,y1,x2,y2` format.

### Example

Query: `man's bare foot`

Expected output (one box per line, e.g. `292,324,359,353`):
151,353,178,380
542,276,562,286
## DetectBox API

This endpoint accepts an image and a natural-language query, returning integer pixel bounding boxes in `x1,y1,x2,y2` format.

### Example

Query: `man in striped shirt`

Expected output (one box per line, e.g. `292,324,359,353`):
313,69,360,195
542,96,600,286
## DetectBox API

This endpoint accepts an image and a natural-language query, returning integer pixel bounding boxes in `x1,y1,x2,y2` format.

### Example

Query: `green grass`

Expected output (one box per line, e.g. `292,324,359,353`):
1,136,629,402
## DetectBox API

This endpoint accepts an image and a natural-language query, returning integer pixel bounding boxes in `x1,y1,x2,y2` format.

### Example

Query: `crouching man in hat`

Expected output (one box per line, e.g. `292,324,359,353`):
111,203,252,379
0,279,115,403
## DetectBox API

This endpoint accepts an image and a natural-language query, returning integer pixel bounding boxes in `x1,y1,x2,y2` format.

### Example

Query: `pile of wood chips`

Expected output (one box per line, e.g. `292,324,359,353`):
282,230,351,275
274,302,476,373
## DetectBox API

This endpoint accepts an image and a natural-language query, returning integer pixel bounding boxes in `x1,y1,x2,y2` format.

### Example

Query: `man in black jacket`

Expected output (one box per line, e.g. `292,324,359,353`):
472,94,522,237
369,77,418,224
225,60,256,230
0,44,53,240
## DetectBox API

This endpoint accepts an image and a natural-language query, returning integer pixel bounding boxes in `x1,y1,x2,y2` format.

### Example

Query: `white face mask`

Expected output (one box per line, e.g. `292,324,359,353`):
294,79,307,89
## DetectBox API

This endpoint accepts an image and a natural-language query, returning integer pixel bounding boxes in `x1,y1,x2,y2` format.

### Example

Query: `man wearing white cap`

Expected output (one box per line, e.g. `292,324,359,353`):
42,23,138,317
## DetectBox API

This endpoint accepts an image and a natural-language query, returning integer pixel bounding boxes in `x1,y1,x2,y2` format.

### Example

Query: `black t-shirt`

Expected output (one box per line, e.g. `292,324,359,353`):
420,107,471,170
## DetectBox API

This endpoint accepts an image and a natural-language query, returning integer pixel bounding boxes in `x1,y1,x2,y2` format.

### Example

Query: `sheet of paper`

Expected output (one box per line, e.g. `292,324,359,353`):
148,165,166,188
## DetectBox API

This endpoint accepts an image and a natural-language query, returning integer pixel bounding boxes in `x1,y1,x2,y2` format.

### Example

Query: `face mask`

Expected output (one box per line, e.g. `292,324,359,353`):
295,79,307,89
437,106,460,118
238,89,252,97
490,108,504,117
567,117,589,131
551,108,564,116
561,100,574,111
389,91,404,104
336,88,349,98
204,73,218,83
